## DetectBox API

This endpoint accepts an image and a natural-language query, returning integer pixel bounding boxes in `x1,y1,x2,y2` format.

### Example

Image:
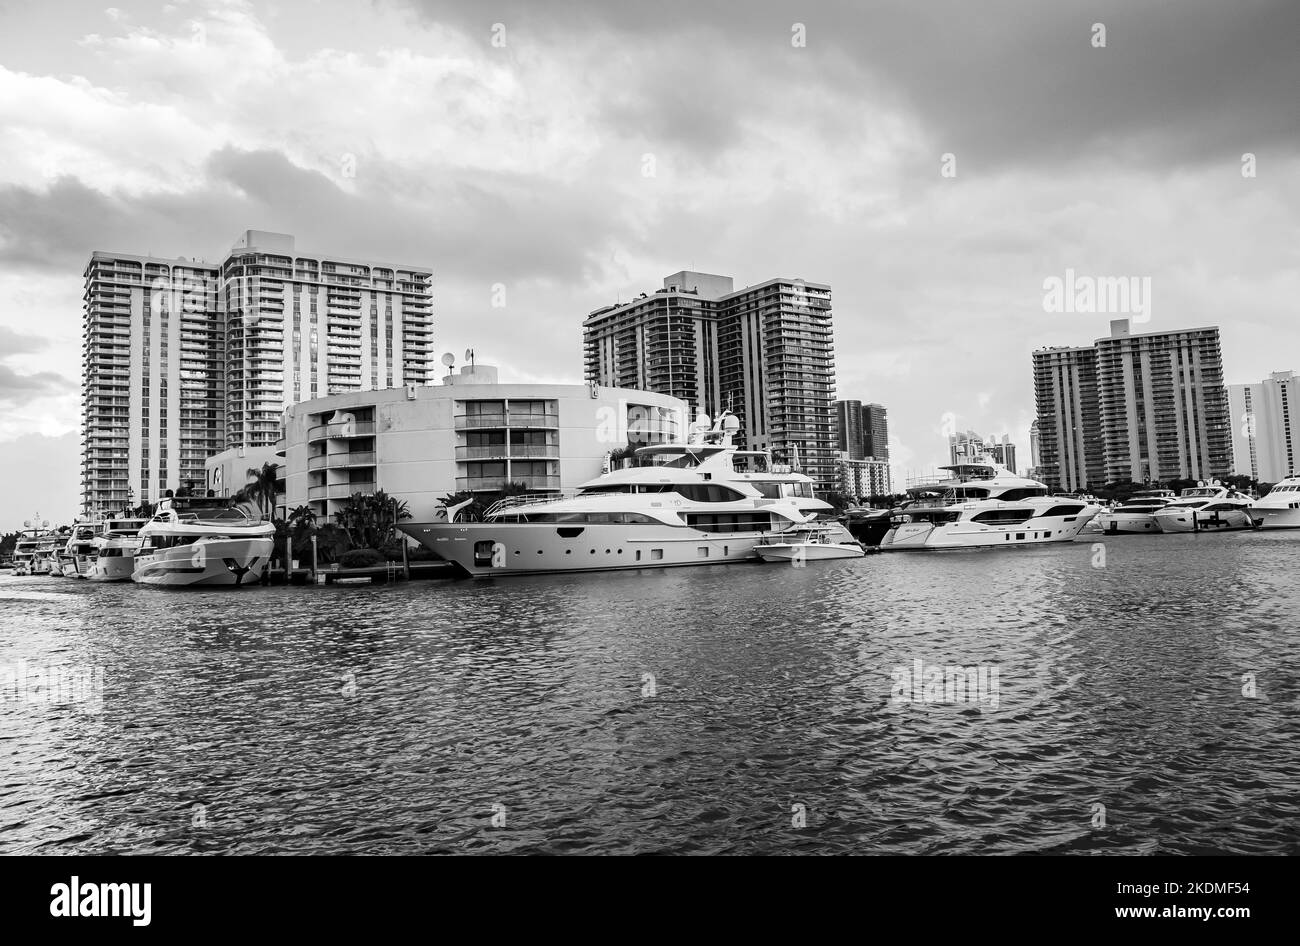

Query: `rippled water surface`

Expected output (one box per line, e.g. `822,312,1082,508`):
3,532,1299,855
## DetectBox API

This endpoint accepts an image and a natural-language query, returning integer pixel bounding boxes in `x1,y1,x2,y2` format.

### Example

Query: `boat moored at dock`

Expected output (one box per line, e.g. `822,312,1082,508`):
86,519,150,582
755,526,866,562
1248,475,1300,529
1152,484,1256,533
1095,490,1176,534
879,457,1101,550
131,499,274,587
401,411,855,578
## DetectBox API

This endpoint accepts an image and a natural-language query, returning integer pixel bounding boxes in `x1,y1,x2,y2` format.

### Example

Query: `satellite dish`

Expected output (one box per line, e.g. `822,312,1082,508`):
465,348,474,361
722,414,741,435
441,352,456,367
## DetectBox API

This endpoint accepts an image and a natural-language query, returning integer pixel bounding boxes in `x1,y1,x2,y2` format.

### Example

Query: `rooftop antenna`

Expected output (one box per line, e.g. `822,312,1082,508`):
465,348,475,369
441,352,456,377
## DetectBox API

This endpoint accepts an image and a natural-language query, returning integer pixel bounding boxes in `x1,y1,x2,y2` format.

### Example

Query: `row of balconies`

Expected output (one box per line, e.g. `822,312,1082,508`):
307,451,377,470
454,413,559,430
308,421,377,441
308,482,375,500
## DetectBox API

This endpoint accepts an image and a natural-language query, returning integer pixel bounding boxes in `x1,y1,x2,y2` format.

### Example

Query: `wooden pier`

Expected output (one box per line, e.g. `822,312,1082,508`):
262,561,456,585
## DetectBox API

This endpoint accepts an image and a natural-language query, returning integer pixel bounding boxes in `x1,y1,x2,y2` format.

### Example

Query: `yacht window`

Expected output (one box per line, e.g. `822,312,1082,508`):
970,509,1036,524
995,487,1048,502
684,512,774,533
752,483,783,499
1042,505,1086,517
1202,503,1237,512
675,484,746,503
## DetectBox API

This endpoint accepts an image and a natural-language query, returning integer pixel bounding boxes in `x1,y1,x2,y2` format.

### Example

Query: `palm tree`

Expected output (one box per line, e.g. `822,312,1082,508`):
288,505,316,530
245,462,280,520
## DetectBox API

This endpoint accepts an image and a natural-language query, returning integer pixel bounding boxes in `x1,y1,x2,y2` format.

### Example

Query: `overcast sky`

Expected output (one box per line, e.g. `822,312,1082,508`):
1,0,1298,529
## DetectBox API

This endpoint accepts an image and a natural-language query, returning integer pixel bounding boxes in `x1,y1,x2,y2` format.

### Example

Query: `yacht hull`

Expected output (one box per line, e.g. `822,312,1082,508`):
1096,512,1161,534
756,542,865,562
132,538,273,586
1251,506,1300,529
881,508,1100,550
1154,509,1256,532
87,555,136,582
400,521,855,577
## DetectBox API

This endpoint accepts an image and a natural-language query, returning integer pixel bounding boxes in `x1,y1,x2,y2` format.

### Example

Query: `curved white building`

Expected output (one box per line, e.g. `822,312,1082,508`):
252,366,685,523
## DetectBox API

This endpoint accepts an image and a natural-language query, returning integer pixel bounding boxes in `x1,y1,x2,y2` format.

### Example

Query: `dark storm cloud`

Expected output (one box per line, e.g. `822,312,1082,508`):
405,0,1300,169
0,148,633,284
0,363,66,405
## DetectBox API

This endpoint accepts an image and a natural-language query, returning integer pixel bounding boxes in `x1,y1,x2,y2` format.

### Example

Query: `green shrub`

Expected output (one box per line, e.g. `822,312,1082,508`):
339,548,385,568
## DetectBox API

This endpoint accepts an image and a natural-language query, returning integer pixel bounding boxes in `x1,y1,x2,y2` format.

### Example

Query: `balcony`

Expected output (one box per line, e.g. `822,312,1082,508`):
308,421,376,441
455,475,560,492
307,451,377,470
455,444,557,460
454,413,560,430
307,482,375,500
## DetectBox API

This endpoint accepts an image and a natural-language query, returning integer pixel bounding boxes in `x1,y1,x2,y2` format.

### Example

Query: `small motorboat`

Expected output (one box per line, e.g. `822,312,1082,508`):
755,526,866,562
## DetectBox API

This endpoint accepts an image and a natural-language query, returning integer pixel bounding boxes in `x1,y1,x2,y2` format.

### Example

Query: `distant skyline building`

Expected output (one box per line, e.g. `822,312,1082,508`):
1028,419,1041,475
948,430,1017,473
834,400,865,459
863,402,889,461
1227,370,1297,482
584,271,838,489
835,455,892,498
80,230,434,515
835,400,889,464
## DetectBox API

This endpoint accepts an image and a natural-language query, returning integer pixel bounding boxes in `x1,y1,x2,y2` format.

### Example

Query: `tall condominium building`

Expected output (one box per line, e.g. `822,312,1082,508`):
1095,319,1231,483
1028,419,1041,474
1227,370,1297,482
221,231,433,448
81,231,434,515
863,403,889,461
584,271,837,489
834,400,865,459
1031,345,1105,492
82,253,225,515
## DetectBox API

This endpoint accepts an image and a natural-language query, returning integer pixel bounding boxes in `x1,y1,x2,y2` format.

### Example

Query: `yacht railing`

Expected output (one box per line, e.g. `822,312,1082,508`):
484,491,579,518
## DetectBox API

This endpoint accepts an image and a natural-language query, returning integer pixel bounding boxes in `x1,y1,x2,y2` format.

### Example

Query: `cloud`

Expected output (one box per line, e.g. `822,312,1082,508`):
1,0,1299,526
0,363,67,406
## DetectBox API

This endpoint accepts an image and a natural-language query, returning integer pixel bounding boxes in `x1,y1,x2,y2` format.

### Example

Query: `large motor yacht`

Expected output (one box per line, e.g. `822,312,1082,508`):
878,457,1101,550
12,519,57,576
400,412,853,578
62,522,105,577
86,518,150,582
132,498,274,587
1249,475,1300,529
1152,484,1256,533
1095,490,1176,534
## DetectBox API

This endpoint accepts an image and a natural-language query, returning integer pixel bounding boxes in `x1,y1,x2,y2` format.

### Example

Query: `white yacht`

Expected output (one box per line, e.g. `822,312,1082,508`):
400,412,853,578
1095,490,1176,534
879,457,1101,550
86,519,150,582
62,522,104,577
1248,475,1300,529
12,520,54,576
132,498,274,587
1152,484,1256,533
755,525,865,562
